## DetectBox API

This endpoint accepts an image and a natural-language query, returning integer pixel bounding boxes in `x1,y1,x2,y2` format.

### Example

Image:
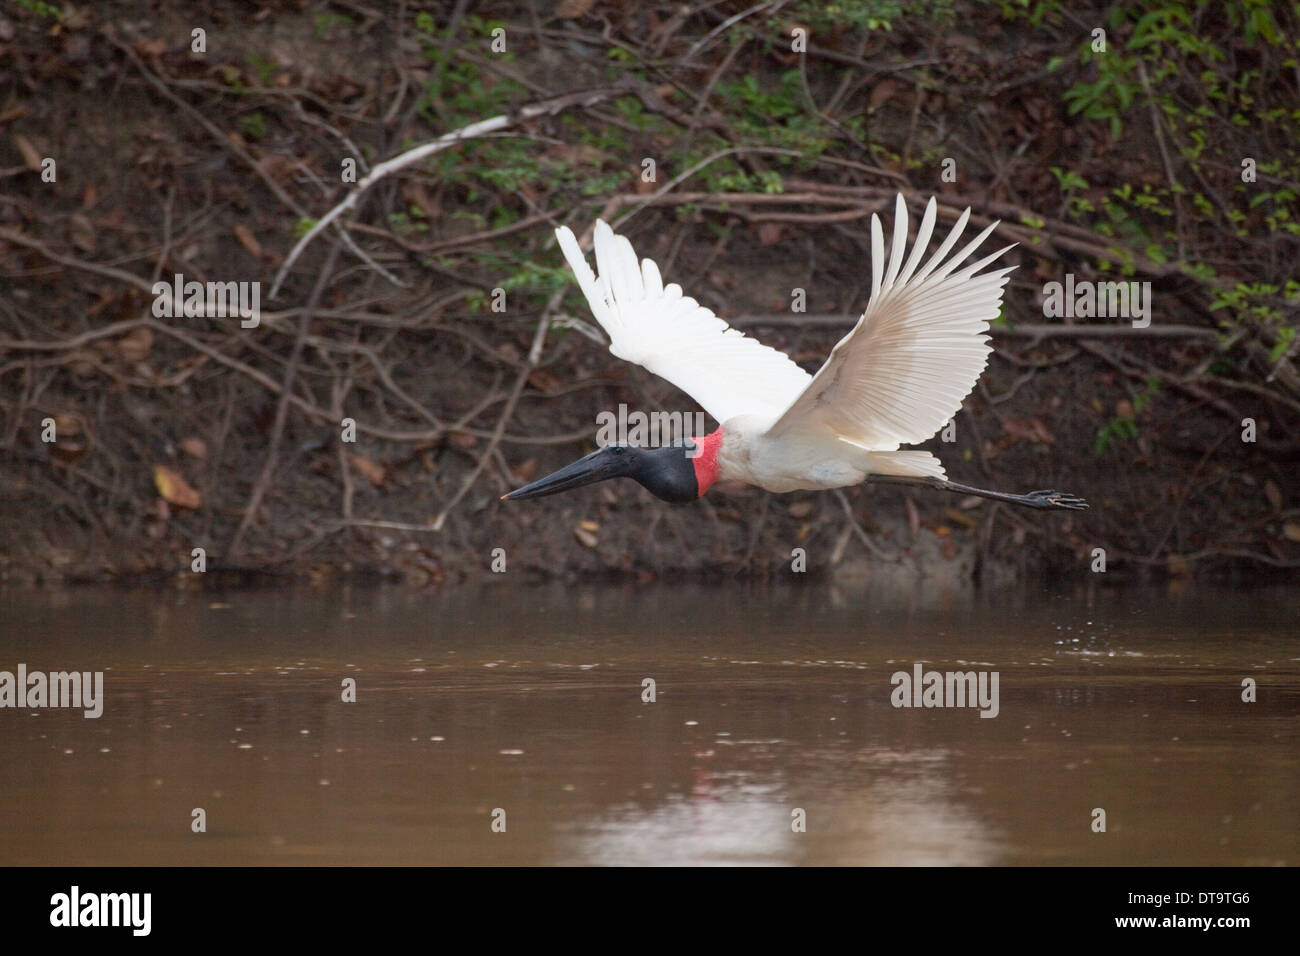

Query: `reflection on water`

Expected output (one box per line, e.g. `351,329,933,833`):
0,582,1296,865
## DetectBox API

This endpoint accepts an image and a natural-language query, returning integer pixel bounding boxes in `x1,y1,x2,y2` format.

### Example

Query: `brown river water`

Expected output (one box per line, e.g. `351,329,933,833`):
0,582,1296,865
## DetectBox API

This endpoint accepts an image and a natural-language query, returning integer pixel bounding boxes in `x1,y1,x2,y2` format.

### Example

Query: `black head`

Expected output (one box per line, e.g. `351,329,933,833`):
501,442,700,504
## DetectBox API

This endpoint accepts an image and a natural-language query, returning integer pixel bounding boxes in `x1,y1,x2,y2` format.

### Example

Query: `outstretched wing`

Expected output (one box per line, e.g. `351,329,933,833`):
765,194,1016,449
556,221,812,425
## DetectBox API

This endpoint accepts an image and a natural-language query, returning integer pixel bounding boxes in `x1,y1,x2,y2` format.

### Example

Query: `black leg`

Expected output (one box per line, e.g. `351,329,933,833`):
865,475,1088,511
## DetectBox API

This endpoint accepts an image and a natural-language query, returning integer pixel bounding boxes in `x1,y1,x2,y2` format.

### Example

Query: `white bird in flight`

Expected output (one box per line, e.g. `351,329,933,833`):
503,194,1086,512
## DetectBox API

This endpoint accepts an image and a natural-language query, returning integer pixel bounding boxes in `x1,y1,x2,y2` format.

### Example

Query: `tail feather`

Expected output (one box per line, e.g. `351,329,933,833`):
865,450,947,481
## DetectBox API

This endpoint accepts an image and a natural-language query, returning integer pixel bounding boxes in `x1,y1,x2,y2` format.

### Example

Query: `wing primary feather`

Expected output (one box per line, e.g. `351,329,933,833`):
882,194,908,292
642,257,663,297
555,226,606,322
869,213,884,301
912,207,971,284
894,196,937,288
947,244,1018,284
924,218,1001,286
593,222,632,305
615,235,642,300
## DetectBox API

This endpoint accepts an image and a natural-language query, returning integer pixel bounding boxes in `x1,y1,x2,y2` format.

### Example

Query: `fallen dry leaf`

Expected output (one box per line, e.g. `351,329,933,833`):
13,133,41,171
633,167,656,195
52,413,83,438
869,79,899,112
86,287,119,319
573,526,598,548
68,214,96,254
133,38,166,57
556,0,597,18
180,437,208,460
1264,480,1282,513
349,454,386,487
153,465,201,509
944,507,976,528
1282,522,1300,543
527,369,562,394
115,326,153,362
1002,416,1056,444
233,223,262,258
48,414,90,463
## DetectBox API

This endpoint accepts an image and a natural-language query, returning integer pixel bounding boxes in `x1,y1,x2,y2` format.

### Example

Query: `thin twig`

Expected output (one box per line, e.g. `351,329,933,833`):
271,82,637,297
431,287,566,531
227,240,342,559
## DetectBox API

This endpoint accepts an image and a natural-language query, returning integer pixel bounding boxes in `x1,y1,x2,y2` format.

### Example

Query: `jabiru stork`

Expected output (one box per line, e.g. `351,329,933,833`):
502,194,1086,512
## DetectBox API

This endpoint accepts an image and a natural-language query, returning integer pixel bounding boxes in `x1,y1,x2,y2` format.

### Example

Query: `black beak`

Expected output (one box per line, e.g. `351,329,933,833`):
501,447,626,501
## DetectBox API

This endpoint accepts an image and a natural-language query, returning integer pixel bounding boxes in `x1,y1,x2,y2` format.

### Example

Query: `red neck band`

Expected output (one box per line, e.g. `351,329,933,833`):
691,428,723,497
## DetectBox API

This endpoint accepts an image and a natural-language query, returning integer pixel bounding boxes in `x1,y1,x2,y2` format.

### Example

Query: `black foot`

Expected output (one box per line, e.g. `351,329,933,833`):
1023,489,1088,511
